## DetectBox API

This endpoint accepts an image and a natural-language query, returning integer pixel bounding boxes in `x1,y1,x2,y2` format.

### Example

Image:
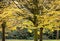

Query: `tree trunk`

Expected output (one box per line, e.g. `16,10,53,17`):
1,21,6,41
56,30,59,39
40,28,43,41
2,27,5,41
34,29,38,41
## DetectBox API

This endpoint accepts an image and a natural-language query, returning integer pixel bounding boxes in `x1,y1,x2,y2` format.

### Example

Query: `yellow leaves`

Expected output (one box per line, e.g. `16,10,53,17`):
0,0,60,33
8,26,16,31
51,22,60,27
47,11,55,15
17,16,24,20
54,0,60,5
51,29,54,32
23,20,34,27
6,18,17,28
0,2,4,8
44,19,49,24
0,7,14,18
47,11,60,15
39,0,43,4
28,29,40,35
28,29,32,33
0,9,3,14
37,31,40,35
45,25,53,30
0,3,24,19
11,27,16,30
6,21,12,27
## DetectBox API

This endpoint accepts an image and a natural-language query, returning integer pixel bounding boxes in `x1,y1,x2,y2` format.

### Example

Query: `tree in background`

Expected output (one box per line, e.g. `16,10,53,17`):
1,21,6,41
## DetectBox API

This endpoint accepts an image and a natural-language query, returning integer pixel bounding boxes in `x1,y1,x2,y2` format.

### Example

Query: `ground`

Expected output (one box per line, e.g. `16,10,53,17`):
0,40,60,41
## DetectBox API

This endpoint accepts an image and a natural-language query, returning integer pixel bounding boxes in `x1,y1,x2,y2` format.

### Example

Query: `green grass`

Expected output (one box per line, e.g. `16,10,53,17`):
0,39,60,41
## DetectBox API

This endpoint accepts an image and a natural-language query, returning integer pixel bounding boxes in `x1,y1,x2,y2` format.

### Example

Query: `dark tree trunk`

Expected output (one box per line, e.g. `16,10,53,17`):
40,28,43,41
1,21,6,41
2,27,5,41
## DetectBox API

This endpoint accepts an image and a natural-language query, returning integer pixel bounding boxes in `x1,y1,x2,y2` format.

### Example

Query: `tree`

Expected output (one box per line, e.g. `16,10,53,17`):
12,0,60,41
0,1,24,41
0,0,60,41
1,21,6,41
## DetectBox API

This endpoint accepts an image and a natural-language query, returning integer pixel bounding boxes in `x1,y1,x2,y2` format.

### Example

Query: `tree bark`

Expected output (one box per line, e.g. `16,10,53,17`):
1,21,6,41
56,30,59,39
33,15,38,41
40,28,43,41
2,27,5,41
34,29,38,41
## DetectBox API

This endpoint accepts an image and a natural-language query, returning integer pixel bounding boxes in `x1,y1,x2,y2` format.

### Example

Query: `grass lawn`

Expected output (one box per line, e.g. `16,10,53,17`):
0,39,60,41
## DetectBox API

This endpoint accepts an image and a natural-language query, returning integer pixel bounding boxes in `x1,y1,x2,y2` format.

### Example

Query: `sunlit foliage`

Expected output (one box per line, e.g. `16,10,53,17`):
0,0,60,33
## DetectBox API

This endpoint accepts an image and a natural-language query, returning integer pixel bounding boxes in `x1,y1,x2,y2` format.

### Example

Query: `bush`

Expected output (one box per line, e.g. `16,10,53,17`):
6,28,33,39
